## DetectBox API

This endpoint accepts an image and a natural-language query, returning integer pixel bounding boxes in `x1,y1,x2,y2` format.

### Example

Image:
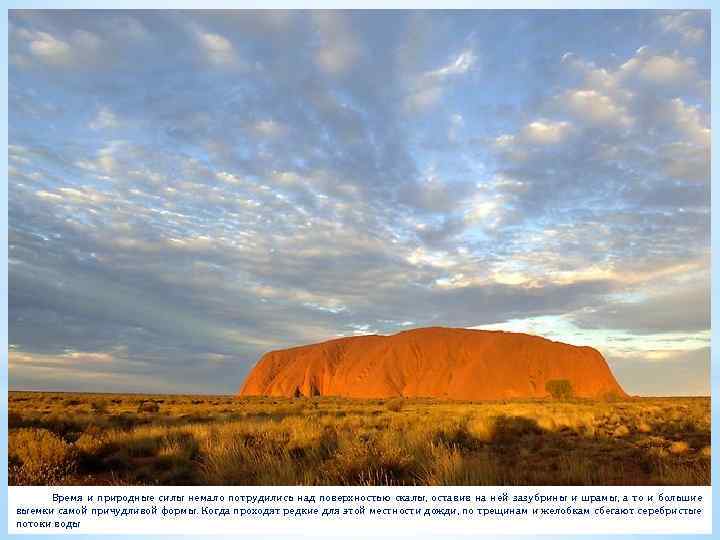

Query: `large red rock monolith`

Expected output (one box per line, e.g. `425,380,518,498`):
238,327,627,400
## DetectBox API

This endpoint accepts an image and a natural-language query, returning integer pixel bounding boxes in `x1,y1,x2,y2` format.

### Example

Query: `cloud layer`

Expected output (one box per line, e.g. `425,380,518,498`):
9,10,710,395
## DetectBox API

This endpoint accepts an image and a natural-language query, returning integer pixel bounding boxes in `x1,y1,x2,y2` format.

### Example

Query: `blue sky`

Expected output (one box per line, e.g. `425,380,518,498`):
8,10,710,395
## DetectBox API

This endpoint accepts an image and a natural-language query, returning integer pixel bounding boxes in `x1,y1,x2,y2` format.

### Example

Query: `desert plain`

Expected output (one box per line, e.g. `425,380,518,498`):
8,391,710,486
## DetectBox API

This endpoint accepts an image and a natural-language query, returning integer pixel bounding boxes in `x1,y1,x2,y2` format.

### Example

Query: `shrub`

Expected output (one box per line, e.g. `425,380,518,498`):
8,411,23,428
91,400,107,413
137,401,160,413
9,428,77,485
492,415,543,445
75,425,111,454
466,415,496,442
669,441,689,455
385,398,404,412
545,379,573,400
612,425,630,438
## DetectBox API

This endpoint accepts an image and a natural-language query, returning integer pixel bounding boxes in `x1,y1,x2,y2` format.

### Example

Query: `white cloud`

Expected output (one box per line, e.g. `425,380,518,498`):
57,186,108,205
9,350,114,367
448,113,464,142
620,51,698,87
313,12,360,75
494,134,515,147
492,134,529,162
490,120,573,163
426,49,476,79
270,170,303,186
26,31,73,65
36,190,63,201
404,86,443,112
659,11,706,43
664,97,710,147
406,247,458,269
216,171,241,184
89,106,119,130
13,28,103,68
562,46,707,124
564,89,633,128
251,119,287,138
75,140,128,176
521,120,573,145
660,141,709,182
316,42,359,75
404,48,476,113
192,26,237,67
464,200,497,224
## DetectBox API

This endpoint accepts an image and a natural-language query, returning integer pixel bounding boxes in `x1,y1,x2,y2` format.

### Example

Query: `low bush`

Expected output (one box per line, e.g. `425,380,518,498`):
9,428,77,485
545,380,573,400
137,401,160,413
91,400,108,413
385,398,404,412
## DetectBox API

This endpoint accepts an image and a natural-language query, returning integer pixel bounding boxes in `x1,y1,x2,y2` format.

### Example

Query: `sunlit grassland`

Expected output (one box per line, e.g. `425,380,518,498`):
8,392,710,486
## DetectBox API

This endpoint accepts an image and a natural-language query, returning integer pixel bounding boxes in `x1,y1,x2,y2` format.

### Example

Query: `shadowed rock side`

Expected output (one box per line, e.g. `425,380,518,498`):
238,327,628,400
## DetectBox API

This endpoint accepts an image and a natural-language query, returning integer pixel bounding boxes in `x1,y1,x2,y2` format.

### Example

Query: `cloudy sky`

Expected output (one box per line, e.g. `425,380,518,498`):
9,10,710,396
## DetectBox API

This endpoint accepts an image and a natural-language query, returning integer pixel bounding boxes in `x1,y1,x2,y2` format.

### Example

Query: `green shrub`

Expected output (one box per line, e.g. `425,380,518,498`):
545,379,573,400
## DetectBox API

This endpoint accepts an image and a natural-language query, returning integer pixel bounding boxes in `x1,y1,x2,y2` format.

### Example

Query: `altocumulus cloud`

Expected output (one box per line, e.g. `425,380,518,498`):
9,10,710,395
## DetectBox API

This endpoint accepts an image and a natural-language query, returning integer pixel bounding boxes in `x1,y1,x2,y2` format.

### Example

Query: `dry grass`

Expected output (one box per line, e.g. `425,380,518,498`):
7,391,710,486
8,428,78,485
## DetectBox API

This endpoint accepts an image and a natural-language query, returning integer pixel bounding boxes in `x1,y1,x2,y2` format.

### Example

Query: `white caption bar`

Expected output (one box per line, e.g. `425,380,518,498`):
8,485,712,535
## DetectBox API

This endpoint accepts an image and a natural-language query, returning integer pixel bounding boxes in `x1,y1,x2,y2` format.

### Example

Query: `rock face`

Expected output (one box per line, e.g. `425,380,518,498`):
238,327,627,400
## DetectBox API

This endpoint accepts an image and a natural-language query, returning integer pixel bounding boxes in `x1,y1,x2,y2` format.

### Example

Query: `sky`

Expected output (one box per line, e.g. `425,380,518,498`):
8,9,710,396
